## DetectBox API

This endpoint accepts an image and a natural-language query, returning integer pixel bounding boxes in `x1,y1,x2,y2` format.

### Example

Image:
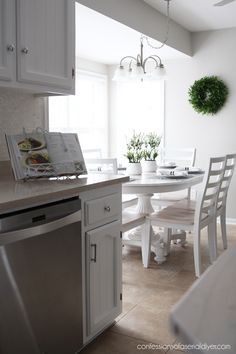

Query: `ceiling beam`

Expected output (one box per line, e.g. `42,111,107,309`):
76,0,192,56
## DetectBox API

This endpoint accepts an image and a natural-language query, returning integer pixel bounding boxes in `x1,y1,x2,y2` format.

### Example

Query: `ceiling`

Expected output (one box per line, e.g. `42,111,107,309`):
143,0,236,32
76,3,187,65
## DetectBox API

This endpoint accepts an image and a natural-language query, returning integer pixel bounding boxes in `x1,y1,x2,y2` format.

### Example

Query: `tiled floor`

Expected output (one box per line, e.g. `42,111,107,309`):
81,225,236,354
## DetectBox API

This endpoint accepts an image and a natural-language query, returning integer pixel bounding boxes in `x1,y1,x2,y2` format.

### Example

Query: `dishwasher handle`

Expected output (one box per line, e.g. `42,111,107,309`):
0,210,81,246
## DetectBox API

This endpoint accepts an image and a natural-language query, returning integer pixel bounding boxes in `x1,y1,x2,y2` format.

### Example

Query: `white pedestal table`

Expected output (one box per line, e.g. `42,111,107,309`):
122,173,204,265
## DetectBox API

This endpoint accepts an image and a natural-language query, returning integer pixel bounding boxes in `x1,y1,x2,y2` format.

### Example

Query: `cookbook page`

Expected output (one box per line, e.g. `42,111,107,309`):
6,132,52,180
44,132,87,175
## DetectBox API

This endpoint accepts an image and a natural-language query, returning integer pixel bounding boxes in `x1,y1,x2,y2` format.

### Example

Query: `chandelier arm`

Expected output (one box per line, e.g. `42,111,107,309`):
129,59,136,71
143,56,159,73
149,55,163,65
120,56,137,66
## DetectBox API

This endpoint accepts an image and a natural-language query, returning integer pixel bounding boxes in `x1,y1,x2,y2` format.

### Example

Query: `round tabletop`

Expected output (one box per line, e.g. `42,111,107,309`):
122,173,204,195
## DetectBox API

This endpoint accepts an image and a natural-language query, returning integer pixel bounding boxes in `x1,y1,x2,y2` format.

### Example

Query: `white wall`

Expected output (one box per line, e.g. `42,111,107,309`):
76,0,192,57
0,89,46,161
76,57,108,75
165,28,236,219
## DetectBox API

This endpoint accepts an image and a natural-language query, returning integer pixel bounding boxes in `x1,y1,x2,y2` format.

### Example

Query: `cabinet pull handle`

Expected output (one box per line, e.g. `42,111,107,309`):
7,44,15,52
91,243,97,262
104,206,111,212
21,47,29,54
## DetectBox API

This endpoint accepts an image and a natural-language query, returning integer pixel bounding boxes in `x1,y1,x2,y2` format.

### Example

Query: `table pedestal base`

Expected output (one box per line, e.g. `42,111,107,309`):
124,226,167,266
135,194,154,214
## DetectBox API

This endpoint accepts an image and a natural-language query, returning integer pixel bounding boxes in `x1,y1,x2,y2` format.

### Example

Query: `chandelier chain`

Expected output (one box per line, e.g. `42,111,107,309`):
113,0,170,80
142,0,171,50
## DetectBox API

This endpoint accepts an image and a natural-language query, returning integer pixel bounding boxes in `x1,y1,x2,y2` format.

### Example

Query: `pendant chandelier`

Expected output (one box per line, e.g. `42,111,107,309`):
113,0,171,82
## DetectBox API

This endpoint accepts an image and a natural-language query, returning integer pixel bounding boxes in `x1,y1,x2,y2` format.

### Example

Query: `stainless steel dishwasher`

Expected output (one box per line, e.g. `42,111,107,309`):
0,197,83,354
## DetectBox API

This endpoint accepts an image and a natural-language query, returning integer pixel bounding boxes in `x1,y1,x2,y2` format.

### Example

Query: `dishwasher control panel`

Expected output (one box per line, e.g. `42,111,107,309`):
0,197,81,233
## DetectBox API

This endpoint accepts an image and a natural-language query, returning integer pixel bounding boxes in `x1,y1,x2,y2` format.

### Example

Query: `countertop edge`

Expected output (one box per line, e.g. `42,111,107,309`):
0,161,129,214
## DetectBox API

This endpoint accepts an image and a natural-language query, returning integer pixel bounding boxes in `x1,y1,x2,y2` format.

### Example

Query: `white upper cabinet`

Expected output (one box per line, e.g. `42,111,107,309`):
17,0,75,91
0,0,75,94
0,0,15,81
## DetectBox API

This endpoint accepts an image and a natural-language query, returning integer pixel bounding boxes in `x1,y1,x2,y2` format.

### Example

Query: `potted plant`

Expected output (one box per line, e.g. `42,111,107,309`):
124,132,144,175
142,132,161,173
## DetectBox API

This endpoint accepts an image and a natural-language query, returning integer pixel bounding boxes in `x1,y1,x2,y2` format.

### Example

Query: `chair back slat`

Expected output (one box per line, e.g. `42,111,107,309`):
210,169,226,176
85,158,118,174
222,176,231,182
207,182,220,188
194,156,226,228
225,164,235,171
204,193,218,201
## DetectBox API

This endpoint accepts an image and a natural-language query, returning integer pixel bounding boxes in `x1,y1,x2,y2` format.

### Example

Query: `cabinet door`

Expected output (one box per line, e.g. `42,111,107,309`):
16,0,75,91
86,221,122,336
0,0,15,81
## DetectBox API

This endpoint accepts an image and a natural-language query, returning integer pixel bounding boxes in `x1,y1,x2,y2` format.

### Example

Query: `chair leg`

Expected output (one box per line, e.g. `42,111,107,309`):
193,228,201,277
220,208,227,249
172,228,178,244
208,220,217,263
163,228,172,256
141,221,151,268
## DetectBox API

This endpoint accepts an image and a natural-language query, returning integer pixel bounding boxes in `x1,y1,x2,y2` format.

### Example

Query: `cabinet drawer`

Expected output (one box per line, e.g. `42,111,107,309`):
85,193,120,226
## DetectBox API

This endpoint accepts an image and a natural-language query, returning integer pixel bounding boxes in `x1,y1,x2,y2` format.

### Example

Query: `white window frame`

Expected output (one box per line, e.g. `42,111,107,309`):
48,68,108,156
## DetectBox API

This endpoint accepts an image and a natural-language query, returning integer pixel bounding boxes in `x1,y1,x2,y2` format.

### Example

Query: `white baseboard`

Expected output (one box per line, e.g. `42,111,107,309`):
226,218,236,225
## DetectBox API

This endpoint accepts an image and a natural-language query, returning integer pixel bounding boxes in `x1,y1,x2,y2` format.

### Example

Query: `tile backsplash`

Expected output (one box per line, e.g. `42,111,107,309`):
0,89,46,161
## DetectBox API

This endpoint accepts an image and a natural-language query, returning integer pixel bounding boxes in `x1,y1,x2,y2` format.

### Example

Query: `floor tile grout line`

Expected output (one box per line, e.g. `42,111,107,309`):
109,328,177,350
114,303,138,323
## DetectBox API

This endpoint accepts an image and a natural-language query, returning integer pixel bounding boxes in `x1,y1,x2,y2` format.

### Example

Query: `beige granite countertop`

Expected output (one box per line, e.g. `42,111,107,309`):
0,161,129,214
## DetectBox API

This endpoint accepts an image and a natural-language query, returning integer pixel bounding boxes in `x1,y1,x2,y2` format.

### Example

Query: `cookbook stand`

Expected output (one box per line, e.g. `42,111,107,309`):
23,162,84,181
6,128,87,182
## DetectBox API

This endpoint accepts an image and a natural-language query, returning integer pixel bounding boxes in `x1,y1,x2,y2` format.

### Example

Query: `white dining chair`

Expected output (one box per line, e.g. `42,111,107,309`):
85,158,118,174
159,147,196,167
85,157,138,208
216,153,236,250
152,147,197,208
145,156,226,277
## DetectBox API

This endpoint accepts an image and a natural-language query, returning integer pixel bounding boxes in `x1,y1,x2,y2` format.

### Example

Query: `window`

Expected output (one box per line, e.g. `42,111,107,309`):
48,68,164,164
110,80,164,165
49,70,108,155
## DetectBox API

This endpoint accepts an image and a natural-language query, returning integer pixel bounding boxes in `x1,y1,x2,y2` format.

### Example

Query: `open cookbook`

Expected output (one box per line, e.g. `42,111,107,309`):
6,129,87,180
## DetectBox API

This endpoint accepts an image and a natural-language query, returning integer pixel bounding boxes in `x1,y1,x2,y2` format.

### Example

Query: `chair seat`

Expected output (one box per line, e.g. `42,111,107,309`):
152,190,188,202
149,201,195,226
151,189,198,208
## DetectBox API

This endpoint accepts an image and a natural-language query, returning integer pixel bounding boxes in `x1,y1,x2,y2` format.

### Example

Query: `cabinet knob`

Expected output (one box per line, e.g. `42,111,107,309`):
21,47,29,54
7,44,15,52
104,206,111,212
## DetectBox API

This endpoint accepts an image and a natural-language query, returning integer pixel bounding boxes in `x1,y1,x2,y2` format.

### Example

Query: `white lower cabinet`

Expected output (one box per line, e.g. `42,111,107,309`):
80,185,122,342
86,220,122,336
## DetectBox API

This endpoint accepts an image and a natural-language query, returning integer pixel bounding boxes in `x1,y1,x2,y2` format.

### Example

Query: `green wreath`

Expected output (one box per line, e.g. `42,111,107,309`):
188,76,228,115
